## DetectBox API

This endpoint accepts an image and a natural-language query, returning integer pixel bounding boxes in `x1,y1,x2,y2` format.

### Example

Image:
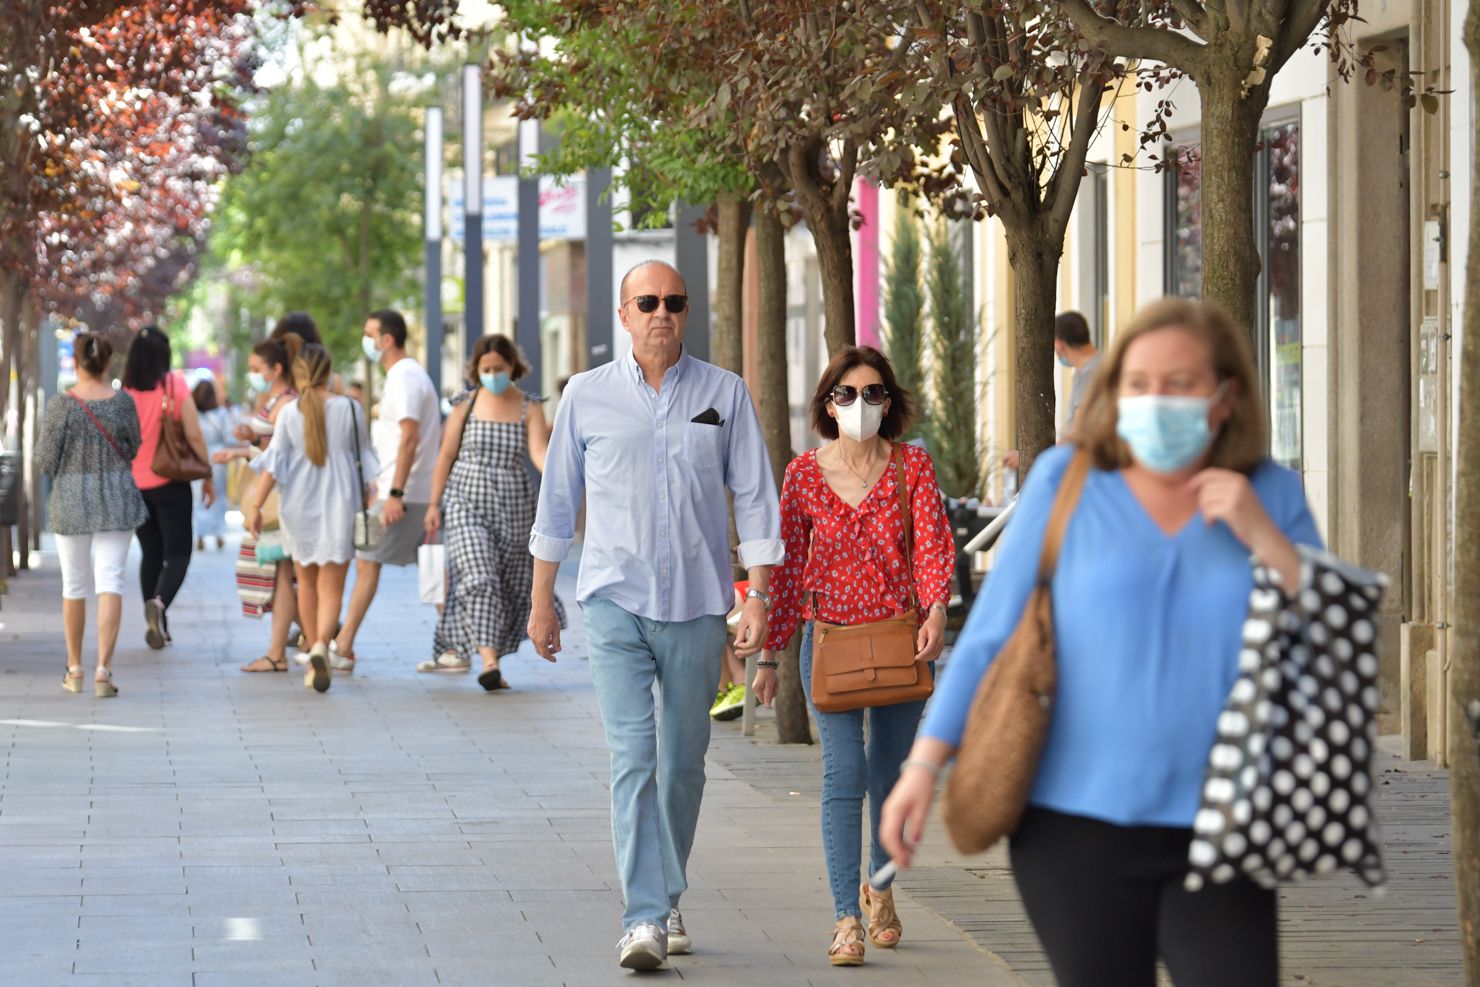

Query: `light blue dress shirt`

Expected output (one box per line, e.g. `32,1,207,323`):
530,351,784,623
920,444,1323,828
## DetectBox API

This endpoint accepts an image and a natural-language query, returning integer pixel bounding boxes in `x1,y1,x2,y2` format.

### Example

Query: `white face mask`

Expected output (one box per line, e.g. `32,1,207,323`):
835,399,884,442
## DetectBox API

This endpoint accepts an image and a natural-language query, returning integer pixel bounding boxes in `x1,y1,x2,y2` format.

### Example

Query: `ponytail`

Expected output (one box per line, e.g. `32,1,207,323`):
292,343,333,467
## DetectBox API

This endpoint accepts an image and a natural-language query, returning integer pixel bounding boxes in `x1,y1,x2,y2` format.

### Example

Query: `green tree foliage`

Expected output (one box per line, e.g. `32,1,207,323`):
925,219,979,500
206,59,422,366
881,192,925,422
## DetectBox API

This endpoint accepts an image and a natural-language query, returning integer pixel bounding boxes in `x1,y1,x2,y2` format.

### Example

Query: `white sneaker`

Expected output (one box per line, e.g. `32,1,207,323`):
328,641,355,672
617,922,668,971
667,908,691,955
416,652,472,673
291,651,312,666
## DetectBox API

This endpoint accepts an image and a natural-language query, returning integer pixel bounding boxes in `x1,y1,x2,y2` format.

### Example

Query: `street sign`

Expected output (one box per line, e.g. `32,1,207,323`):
448,174,586,243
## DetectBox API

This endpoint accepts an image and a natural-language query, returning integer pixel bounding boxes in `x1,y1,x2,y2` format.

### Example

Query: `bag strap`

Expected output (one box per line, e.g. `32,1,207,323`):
348,398,368,518
1035,448,1092,585
69,392,129,465
891,444,918,611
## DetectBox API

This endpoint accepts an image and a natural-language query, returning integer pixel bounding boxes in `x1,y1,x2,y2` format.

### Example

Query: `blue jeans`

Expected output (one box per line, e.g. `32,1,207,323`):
800,621,929,920
581,597,727,929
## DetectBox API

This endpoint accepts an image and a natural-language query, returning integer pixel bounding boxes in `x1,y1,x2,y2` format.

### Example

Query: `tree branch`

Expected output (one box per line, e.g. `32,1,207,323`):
1270,0,1333,74
1058,0,1207,68
831,137,858,215
1046,76,1105,240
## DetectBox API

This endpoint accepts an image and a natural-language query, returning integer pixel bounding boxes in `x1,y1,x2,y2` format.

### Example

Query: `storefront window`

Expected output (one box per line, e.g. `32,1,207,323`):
1164,121,1302,470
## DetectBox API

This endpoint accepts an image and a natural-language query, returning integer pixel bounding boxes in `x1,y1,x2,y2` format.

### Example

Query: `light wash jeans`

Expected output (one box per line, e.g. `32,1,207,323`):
581,597,727,930
799,620,929,920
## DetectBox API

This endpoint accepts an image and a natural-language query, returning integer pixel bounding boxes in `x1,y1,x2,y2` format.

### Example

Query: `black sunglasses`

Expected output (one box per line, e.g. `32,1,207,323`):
627,294,688,314
831,383,889,407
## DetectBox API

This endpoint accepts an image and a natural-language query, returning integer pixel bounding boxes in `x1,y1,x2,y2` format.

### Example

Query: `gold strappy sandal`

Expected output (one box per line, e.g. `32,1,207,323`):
828,916,865,967
860,881,902,948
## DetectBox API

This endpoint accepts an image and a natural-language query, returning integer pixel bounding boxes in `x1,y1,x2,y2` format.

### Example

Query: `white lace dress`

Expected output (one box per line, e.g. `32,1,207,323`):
254,395,377,565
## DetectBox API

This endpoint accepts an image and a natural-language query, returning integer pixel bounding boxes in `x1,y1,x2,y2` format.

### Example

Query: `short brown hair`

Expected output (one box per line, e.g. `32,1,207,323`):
465,334,531,387
809,346,914,441
1076,297,1268,473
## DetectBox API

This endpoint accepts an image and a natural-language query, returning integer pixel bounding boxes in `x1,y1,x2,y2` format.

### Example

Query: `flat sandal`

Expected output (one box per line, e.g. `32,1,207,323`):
860,882,902,948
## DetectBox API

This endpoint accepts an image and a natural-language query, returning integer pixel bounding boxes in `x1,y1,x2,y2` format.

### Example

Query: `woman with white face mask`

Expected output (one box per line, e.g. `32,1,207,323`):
880,298,1320,987
423,334,565,689
753,346,955,966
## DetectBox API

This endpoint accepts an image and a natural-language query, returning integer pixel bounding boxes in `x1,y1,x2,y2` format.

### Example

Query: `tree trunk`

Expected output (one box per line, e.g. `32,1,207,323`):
1196,73,1267,339
755,205,811,745
713,192,751,377
1005,231,1061,478
810,204,856,357
12,288,33,570
1451,10,1480,982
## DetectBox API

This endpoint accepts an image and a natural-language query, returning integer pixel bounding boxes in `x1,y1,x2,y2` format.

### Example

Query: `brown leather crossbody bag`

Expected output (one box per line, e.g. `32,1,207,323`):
809,445,934,713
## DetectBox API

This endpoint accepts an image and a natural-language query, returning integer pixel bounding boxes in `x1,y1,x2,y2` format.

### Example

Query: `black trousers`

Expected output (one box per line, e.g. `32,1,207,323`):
137,481,194,614
1009,808,1278,987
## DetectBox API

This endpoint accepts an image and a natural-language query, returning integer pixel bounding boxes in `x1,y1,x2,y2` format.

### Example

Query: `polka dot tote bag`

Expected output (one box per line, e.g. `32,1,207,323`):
1186,545,1388,892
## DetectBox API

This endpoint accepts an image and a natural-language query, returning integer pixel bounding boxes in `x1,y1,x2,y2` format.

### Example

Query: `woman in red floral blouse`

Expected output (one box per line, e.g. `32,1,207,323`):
753,346,954,967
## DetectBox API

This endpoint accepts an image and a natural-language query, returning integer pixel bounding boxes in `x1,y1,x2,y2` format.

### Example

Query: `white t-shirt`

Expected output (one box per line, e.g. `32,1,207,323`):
375,357,442,504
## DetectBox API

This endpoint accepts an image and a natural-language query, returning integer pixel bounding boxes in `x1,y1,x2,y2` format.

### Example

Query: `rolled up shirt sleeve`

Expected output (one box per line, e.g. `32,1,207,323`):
529,379,586,563
724,381,783,568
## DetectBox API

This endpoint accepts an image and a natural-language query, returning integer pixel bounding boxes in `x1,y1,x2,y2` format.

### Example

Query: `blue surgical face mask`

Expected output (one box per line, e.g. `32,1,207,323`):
1115,384,1227,474
247,371,268,392
480,372,511,395
1057,353,1073,369
361,335,382,363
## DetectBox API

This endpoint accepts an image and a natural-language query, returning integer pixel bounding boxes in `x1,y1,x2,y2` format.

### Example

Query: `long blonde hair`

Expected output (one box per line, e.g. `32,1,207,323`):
1076,297,1268,474
293,343,333,466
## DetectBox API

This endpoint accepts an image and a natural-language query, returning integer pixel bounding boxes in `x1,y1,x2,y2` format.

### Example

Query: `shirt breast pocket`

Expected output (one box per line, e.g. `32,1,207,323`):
683,422,725,471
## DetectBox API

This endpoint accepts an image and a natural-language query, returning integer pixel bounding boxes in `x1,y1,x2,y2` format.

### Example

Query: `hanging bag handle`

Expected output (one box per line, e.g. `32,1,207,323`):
349,397,367,519
69,393,129,465
891,444,917,613
1035,448,1093,586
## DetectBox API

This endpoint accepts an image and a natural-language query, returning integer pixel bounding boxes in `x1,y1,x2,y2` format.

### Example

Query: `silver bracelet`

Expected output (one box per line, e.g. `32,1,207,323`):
900,758,942,779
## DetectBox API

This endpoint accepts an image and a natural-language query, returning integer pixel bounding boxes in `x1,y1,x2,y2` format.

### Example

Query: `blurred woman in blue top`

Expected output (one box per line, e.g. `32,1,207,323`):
881,298,1321,987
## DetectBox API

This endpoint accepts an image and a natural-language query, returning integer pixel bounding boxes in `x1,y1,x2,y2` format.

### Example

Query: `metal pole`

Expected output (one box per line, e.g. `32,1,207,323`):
517,118,542,393
675,201,710,362
585,167,614,368
462,65,484,360
423,105,444,397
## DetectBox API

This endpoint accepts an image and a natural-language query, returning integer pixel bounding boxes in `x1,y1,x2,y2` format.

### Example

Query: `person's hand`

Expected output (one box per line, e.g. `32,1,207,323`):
202,479,216,509
733,597,769,658
752,655,778,706
244,504,262,538
211,449,235,464
1188,468,1276,550
381,496,405,526
880,764,937,869
233,424,254,442
1002,449,1020,472
915,606,947,663
527,599,562,662
424,504,441,535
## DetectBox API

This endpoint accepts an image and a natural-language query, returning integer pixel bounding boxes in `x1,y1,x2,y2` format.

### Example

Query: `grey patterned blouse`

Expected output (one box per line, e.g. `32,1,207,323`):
35,391,149,536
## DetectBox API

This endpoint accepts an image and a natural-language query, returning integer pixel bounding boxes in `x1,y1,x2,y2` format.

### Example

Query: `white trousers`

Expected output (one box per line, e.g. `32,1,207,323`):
56,530,133,600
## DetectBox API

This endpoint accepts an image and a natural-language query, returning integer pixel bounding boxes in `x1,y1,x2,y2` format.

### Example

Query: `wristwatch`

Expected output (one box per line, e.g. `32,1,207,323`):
745,587,771,607
388,488,405,500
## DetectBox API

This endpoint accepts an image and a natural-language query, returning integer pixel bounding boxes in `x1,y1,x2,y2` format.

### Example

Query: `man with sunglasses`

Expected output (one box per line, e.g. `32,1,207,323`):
528,259,783,971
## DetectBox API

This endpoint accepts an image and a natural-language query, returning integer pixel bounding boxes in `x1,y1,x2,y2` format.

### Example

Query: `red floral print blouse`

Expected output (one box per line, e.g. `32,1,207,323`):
765,442,956,652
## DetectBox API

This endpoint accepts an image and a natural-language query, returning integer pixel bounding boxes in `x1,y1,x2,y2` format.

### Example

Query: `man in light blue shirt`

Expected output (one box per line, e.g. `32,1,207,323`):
528,260,782,971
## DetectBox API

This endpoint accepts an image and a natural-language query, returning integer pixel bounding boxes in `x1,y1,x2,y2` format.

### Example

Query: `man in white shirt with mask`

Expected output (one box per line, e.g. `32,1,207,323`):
327,308,442,670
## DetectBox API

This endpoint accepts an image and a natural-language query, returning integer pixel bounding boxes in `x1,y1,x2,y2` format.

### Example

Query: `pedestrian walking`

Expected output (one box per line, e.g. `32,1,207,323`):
36,332,149,697
214,335,301,672
528,260,782,971
881,297,1322,987
329,309,442,672
123,325,213,651
243,343,376,694
192,378,231,551
752,346,954,966
423,333,562,687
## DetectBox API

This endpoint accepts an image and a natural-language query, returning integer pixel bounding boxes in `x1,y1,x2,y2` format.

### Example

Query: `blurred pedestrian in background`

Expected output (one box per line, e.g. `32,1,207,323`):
193,378,231,551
